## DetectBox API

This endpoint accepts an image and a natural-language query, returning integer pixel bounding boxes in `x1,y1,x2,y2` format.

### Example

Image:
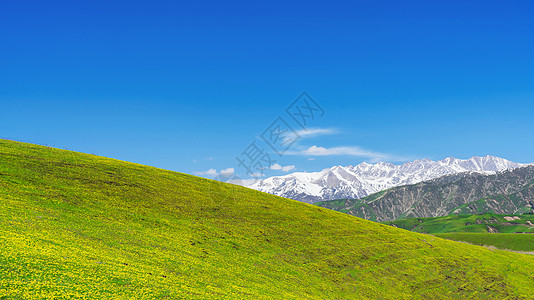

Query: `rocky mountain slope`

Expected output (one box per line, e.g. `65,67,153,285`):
316,166,534,222
249,156,524,203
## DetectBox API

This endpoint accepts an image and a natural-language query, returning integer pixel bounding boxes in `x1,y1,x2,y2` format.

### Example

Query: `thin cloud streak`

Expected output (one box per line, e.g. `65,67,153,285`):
282,127,339,144
295,128,339,138
287,145,411,163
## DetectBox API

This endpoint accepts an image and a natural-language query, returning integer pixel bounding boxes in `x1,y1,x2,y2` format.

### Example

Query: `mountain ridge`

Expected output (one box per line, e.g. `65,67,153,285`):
249,155,526,203
315,165,534,222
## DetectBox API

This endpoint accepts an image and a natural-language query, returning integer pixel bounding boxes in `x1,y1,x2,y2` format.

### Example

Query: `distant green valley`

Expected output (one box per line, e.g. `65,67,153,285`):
382,213,534,234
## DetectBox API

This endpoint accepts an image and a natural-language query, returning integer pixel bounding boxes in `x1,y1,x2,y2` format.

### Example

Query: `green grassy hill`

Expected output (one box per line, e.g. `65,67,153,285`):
433,233,534,252
383,213,534,234
382,214,534,253
1,139,534,299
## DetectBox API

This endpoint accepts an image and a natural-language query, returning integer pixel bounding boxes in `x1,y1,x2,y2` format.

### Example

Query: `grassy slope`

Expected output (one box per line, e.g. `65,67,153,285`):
433,233,534,252
383,214,534,234
1,140,534,299
382,214,534,252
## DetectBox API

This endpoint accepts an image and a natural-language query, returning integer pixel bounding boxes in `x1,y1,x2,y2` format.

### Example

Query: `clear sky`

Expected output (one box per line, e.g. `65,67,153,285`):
1,0,533,182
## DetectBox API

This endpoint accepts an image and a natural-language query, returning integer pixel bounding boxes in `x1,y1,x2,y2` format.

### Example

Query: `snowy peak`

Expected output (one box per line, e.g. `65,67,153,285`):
248,156,525,204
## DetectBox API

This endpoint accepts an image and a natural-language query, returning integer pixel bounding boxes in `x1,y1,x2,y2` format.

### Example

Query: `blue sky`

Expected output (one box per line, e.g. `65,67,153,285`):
1,0,533,182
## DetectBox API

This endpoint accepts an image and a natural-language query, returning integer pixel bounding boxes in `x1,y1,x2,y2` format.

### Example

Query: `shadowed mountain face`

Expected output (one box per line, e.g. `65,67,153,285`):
249,156,524,203
315,166,534,222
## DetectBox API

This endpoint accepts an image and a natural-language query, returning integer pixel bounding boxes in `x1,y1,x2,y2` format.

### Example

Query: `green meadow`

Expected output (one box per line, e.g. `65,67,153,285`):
383,214,534,252
383,214,534,234
1,139,533,299
433,233,534,252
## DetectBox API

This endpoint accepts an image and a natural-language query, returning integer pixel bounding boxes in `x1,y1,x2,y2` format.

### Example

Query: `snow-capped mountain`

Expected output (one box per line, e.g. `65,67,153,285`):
248,156,525,203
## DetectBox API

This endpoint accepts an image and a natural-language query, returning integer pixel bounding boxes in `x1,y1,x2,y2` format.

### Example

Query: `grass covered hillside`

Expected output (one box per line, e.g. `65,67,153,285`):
383,214,534,253
1,139,534,299
383,214,534,234
433,233,534,253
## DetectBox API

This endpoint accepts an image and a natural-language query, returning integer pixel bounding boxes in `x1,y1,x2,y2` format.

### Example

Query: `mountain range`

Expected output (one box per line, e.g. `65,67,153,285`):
249,155,526,203
316,166,534,222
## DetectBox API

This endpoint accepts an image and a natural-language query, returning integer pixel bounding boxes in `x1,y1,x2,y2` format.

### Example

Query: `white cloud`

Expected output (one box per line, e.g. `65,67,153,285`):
220,167,235,176
281,165,295,172
195,168,218,176
269,163,283,170
269,163,295,172
288,145,408,162
206,157,214,161
195,167,234,177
